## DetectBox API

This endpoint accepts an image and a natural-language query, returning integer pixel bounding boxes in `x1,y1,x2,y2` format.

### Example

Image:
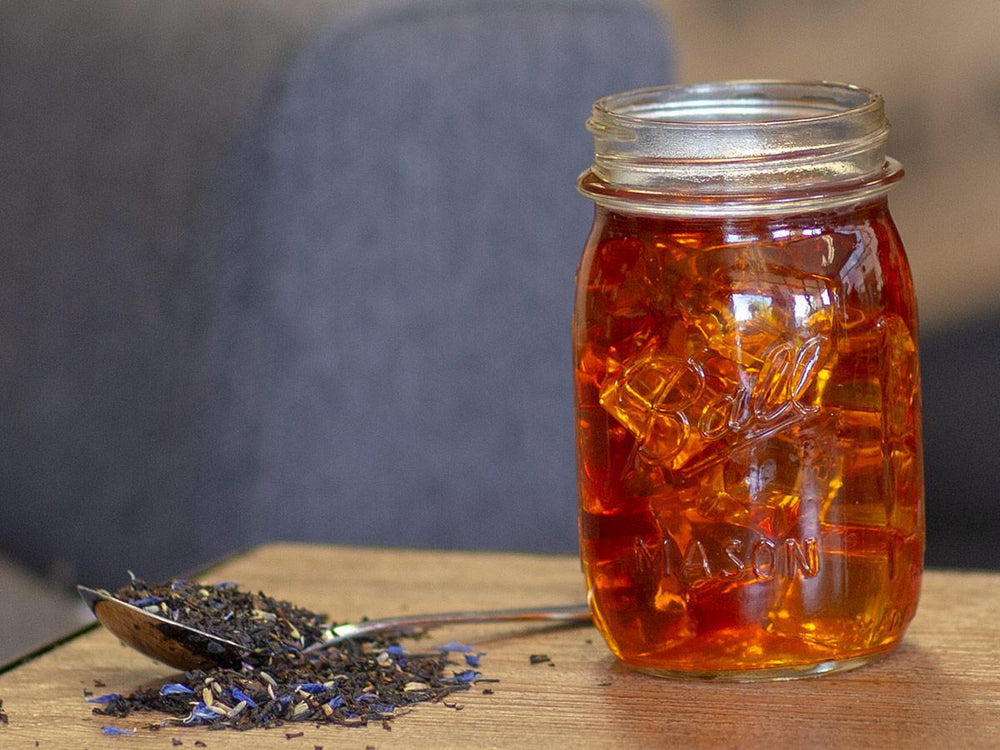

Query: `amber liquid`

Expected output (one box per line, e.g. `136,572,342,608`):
573,199,924,677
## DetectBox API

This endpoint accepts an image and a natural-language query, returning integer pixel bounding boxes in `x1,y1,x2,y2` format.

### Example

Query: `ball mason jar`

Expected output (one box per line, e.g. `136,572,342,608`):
573,81,924,679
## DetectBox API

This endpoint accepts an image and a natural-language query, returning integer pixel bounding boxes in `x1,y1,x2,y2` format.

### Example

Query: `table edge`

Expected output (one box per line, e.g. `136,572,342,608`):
1,542,994,674
0,542,269,675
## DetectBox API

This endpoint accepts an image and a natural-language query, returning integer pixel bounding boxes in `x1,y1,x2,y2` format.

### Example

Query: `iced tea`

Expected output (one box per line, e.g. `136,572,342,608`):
574,200,923,677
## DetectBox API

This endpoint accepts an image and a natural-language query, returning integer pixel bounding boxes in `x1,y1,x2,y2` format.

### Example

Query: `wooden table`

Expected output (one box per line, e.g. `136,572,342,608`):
1,543,998,749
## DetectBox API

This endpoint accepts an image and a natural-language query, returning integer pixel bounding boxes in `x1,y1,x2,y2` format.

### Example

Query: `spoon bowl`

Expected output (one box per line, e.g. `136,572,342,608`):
78,585,592,672
78,586,250,671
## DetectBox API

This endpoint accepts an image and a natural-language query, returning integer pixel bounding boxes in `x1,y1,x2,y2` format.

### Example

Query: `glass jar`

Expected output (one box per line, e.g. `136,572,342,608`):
573,81,923,680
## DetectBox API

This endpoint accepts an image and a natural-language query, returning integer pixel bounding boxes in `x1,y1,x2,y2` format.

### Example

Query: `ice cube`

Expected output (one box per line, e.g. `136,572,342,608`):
682,260,838,370
820,409,888,529
879,315,919,440
888,441,923,537
598,346,702,468
764,524,895,649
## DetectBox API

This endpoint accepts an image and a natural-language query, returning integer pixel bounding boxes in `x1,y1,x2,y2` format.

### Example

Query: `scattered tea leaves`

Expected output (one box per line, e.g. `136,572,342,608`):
90,577,493,733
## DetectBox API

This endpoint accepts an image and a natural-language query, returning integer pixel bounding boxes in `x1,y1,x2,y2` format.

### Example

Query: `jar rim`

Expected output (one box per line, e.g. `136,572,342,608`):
581,80,902,217
591,80,883,128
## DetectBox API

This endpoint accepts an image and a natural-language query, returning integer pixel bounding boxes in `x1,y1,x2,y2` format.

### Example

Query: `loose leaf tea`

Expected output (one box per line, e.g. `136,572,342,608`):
91,577,489,731
117,576,330,654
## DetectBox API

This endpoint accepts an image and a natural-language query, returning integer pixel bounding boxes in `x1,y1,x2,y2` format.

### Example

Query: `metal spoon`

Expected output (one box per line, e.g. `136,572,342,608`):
77,585,591,672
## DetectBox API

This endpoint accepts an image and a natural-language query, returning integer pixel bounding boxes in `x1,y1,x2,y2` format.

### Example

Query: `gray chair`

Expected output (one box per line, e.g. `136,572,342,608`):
0,0,673,587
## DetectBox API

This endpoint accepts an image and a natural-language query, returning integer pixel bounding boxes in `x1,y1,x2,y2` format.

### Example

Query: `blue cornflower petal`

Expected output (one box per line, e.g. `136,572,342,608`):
464,653,482,668
356,692,377,703
86,693,123,703
326,695,345,709
101,726,135,735
445,670,480,683
292,682,327,694
438,641,474,652
384,645,406,655
228,686,257,708
184,701,221,724
159,683,195,696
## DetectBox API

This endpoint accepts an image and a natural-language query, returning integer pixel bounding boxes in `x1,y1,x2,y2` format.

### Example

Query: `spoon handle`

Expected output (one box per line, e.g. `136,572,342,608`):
305,603,592,651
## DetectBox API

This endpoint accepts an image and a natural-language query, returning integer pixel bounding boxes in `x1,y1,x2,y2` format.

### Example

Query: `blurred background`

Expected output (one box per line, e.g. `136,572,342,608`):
659,0,1000,573
1,0,997,664
663,0,1000,329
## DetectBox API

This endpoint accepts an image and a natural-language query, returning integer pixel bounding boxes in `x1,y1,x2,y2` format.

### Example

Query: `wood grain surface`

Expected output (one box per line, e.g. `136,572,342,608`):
1,543,998,749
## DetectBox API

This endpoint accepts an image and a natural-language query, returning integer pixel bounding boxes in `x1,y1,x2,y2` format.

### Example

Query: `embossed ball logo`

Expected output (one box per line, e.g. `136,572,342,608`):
599,334,829,473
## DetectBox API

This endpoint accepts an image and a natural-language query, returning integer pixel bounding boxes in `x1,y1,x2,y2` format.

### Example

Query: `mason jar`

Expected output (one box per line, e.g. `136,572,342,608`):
573,81,924,679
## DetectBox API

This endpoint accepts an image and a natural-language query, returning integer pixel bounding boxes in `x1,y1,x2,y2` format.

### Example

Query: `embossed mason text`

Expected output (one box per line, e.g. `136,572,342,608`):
632,533,821,584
